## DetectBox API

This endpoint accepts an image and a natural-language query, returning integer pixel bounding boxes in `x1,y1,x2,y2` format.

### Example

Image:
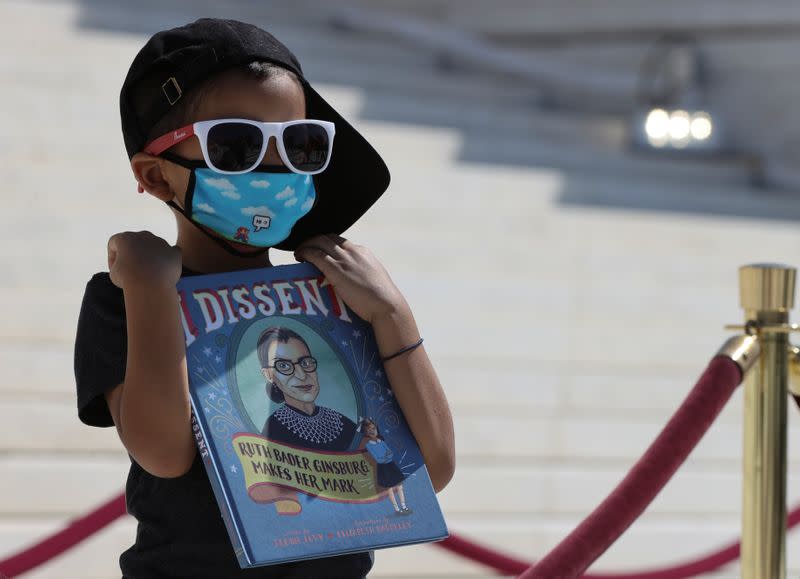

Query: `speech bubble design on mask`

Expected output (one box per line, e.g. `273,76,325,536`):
252,215,272,231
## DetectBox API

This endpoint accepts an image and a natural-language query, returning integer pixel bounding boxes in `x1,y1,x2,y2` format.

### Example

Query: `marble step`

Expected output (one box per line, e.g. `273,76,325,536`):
355,0,800,39
3,515,800,577
5,397,800,466
7,455,800,518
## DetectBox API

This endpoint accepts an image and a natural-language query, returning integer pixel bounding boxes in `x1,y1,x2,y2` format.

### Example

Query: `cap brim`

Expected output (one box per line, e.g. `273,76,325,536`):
274,83,391,251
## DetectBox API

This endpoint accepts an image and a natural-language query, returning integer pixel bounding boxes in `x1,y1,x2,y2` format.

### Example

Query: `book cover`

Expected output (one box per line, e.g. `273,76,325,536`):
176,262,449,567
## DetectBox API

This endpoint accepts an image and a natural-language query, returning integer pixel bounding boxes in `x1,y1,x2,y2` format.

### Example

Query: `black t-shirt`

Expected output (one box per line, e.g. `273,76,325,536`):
74,270,373,579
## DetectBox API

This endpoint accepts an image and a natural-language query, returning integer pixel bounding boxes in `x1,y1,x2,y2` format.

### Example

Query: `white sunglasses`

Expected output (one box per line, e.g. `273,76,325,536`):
144,118,336,175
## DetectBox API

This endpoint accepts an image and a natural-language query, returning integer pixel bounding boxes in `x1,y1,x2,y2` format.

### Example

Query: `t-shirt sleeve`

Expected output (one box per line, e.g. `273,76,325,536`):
74,272,127,427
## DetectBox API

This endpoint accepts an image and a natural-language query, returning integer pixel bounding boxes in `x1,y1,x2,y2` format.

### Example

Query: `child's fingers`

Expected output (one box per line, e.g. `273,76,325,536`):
107,248,117,271
296,246,341,280
106,235,124,287
325,234,362,259
107,234,122,270
297,234,351,261
324,233,352,249
294,243,325,263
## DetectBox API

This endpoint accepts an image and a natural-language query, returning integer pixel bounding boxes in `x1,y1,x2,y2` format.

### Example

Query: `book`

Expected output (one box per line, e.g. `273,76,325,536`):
176,262,449,568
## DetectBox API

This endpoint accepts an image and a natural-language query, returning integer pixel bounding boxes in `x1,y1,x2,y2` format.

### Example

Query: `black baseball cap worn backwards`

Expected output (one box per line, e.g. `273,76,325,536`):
120,18,390,251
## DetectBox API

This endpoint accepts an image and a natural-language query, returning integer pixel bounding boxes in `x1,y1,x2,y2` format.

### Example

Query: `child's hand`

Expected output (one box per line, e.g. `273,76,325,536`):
107,231,183,290
294,234,407,324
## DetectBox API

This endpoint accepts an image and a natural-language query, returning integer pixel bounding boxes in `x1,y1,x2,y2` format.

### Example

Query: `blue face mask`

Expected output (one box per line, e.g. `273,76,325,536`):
163,153,317,252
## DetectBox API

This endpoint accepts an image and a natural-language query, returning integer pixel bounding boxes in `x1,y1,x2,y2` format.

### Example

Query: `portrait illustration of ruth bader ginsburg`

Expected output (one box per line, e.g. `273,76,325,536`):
256,326,361,451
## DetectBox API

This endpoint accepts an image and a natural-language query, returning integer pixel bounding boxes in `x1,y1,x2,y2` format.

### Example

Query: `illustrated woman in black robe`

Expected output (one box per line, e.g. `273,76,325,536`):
257,327,359,452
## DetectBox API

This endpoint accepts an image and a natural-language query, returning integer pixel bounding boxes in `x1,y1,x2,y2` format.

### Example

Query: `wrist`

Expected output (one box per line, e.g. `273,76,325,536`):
371,298,412,327
381,337,424,362
121,269,180,293
122,275,179,302
371,300,422,359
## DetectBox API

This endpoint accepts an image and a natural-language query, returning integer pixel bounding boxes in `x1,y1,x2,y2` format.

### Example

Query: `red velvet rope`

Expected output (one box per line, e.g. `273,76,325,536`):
519,355,743,578
0,355,784,579
4,495,800,579
438,503,800,578
0,493,127,578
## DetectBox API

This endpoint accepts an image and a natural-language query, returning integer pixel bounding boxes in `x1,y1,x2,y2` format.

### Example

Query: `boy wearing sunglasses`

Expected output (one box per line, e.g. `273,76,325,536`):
74,18,455,579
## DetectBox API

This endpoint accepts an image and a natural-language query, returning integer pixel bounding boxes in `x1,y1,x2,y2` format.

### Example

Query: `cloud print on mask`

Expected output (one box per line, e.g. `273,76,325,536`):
204,177,236,190
241,206,276,217
188,167,317,248
275,186,295,200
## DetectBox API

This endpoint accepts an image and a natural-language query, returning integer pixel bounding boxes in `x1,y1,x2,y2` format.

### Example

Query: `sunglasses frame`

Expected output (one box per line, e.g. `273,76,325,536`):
143,118,336,175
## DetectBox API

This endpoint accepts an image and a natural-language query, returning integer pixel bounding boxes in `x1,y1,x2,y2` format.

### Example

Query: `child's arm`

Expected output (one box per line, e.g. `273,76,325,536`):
295,235,456,492
103,231,196,478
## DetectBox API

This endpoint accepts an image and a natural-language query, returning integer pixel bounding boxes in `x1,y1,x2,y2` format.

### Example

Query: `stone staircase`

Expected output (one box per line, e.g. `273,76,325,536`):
351,0,800,192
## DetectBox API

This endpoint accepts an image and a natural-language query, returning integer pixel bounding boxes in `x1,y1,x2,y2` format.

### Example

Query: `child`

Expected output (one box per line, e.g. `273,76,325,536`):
73,18,455,579
359,418,412,516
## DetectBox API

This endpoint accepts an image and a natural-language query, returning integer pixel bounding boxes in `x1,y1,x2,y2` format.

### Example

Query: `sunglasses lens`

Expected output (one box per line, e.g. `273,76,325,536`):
282,123,331,172
206,122,264,172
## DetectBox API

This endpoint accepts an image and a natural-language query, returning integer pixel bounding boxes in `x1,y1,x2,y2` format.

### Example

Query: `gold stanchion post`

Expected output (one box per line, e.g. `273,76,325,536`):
740,264,796,579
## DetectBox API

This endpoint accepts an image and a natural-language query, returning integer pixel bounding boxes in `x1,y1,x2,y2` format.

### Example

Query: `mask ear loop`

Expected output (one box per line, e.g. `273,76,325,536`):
141,151,278,258
136,150,198,193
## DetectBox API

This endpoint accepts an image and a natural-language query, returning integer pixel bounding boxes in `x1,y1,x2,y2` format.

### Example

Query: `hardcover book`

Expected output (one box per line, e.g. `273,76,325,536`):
176,262,448,567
